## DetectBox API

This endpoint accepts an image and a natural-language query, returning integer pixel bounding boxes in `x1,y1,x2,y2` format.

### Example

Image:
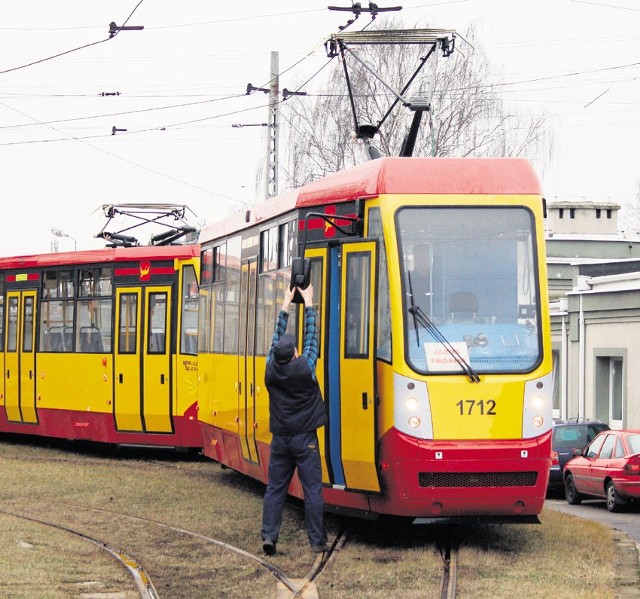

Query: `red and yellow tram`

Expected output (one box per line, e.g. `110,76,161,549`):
0,245,201,447
197,156,553,520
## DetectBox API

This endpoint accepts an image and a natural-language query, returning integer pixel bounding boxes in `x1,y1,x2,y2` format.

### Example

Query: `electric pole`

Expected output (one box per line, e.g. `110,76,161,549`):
265,51,279,199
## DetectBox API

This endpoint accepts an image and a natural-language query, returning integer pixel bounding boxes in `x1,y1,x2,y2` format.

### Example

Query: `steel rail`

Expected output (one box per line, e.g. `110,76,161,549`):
438,539,458,599
79,505,301,594
291,526,349,598
0,508,159,598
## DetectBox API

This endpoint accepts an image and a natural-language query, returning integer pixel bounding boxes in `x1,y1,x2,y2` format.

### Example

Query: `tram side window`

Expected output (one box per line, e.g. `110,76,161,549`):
39,300,74,352
256,221,297,356
76,300,111,352
368,207,391,362
212,283,226,352
345,252,370,359
148,293,168,354
23,297,34,352
212,243,227,353
118,294,138,354
76,268,112,353
79,268,112,297
258,227,276,356
272,270,297,344
198,288,212,353
278,221,295,268
40,270,75,352
261,227,278,273
223,236,241,354
7,296,17,352
43,270,74,299
309,258,322,349
257,271,277,356
201,247,214,286
180,265,198,355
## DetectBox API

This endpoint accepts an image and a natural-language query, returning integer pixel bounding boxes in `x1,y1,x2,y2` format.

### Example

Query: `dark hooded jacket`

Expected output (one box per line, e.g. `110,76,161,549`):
265,307,325,435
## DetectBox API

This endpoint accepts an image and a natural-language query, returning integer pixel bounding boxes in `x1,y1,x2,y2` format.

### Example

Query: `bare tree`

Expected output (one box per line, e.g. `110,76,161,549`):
621,179,640,238
281,22,552,188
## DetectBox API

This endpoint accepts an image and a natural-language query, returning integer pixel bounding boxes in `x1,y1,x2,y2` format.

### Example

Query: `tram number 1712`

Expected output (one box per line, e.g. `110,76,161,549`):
456,399,497,416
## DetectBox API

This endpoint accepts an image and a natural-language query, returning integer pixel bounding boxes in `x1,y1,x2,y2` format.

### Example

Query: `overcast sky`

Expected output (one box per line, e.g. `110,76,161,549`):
1,0,638,256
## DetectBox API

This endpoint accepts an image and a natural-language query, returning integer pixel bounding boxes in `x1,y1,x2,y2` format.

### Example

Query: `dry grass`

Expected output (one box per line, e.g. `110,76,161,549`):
0,435,619,598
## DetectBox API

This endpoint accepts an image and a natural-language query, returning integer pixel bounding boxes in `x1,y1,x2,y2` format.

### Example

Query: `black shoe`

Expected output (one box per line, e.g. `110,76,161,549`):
263,539,276,556
311,543,329,554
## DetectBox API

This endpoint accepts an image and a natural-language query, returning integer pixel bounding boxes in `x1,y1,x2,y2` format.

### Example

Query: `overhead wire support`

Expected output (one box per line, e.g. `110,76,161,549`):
109,22,144,38
282,89,308,100
246,83,270,95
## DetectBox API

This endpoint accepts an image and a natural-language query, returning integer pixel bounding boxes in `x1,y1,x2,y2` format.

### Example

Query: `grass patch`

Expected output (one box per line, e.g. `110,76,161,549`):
0,436,619,598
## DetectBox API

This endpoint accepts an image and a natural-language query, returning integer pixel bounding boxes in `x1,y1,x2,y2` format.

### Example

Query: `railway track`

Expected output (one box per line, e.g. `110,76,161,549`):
0,508,159,598
1,502,347,598
437,538,458,599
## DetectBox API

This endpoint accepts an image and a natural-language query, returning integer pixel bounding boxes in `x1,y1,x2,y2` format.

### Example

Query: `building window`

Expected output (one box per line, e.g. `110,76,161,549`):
595,353,624,428
607,209,612,219
558,209,564,219
569,208,575,219
596,209,601,219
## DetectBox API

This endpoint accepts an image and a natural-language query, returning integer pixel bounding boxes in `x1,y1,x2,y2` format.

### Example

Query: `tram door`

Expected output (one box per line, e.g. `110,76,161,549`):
338,241,380,492
4,290,37,423
238,259,259,463
114,287,172,433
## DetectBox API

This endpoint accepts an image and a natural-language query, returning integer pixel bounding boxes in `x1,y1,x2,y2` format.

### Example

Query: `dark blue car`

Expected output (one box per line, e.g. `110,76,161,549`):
548,419,610,495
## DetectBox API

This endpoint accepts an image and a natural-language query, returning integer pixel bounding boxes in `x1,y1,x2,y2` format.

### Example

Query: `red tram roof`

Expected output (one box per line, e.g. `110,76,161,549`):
200,157,541,242
297,157,541,204
0,244,199,270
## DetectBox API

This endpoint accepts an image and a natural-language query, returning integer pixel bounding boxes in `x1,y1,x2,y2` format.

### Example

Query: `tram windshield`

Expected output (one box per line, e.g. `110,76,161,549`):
397,206,541,374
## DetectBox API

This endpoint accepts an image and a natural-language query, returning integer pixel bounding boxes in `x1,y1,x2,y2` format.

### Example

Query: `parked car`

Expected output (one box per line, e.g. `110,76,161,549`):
564,429,640,512
548,419,610,495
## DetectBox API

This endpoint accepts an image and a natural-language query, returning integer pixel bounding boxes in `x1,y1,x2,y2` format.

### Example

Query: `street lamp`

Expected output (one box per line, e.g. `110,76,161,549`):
51,228,77,251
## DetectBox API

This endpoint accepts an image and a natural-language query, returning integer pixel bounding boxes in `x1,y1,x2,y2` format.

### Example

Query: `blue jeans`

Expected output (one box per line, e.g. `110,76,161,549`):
261,430,325,548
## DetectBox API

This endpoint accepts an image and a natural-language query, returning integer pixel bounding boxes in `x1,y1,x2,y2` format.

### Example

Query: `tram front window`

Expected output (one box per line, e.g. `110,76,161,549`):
397,206,541,374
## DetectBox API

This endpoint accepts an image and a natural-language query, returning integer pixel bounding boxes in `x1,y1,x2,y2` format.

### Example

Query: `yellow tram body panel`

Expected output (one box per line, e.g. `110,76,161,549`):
36,354,112,413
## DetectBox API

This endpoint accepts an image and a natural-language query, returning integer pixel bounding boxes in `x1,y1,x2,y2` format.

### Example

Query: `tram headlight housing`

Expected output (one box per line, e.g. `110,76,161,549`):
522,374,553,438
394,373,433,440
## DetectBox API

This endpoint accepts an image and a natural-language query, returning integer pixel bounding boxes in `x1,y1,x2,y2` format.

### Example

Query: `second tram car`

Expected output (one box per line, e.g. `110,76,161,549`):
198,156,553,520
0,245,201,448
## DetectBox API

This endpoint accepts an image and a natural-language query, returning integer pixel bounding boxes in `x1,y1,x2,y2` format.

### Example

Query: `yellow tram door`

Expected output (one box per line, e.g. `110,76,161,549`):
114,287,172,433
142,288,172,433
339,241,380,492
238,259,258,463
4,290,38,424
114,289,143,431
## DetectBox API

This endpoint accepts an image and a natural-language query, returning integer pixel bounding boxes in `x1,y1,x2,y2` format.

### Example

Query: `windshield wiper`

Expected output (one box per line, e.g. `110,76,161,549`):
407,270,421,347
408,303,481,383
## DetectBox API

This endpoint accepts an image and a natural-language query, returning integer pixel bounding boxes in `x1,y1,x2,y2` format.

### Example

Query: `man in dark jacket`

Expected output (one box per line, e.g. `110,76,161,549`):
261,283,328,556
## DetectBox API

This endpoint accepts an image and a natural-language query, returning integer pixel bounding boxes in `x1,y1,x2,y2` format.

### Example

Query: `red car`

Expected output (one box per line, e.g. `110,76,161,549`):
564,429,640,512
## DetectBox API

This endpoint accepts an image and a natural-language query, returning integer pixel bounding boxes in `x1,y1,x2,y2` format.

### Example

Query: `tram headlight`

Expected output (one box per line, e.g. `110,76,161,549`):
532,415,544,428
532,395,545,409
408,416,421,429
406,396,419,412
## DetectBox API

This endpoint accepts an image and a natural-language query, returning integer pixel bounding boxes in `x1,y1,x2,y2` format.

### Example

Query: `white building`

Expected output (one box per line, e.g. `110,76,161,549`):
546,201,640,428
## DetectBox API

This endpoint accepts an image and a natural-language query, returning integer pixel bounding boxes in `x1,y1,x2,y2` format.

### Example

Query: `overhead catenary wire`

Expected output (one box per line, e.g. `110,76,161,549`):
0,0,146,76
